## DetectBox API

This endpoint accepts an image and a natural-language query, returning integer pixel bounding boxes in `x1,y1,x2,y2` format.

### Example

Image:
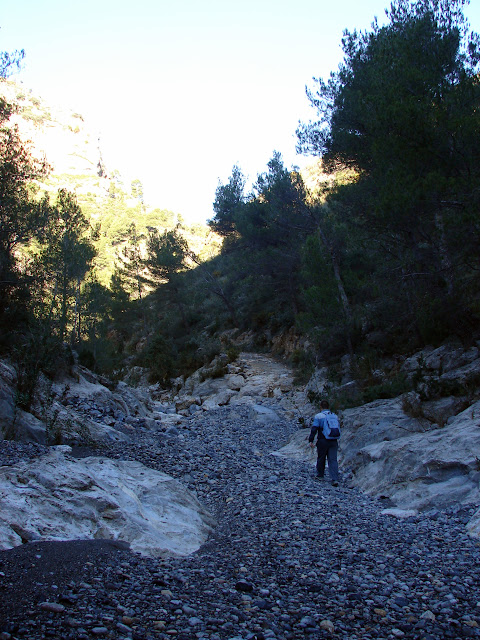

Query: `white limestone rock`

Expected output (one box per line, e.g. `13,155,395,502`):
275,395,480,536
157,413,186,428
175,352,303,414
0,362,46,443
339,397,430,467
175,396,200,412
201,389,237,410
380,508,417,519
349,399,480,512
225,374,246,391
466,507,480,539
249,404,280,425
0,447,214,557
401,344,479,375
273,429,316,463
0,361,16,431
421,395,468,425
7,409,46,444
42,400,129,445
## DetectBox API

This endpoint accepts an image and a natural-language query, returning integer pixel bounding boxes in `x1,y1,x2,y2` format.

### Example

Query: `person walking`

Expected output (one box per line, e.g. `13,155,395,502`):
308,399,340,486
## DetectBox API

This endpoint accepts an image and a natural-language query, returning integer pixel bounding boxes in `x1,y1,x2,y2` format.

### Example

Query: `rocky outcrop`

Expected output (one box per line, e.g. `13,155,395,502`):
0,79,106,181
0,361,47,444
0,361,178,446
172,352,311,420
3,342,480,549
0,446,214,557
169,345,480,538
344,399,480,510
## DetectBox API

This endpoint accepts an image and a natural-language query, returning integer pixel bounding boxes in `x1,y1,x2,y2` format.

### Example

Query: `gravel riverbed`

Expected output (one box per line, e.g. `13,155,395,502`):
1,403,479,640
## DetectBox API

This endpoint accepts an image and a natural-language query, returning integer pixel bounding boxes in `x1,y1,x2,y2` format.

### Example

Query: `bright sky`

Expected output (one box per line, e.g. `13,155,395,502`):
2,0,480,223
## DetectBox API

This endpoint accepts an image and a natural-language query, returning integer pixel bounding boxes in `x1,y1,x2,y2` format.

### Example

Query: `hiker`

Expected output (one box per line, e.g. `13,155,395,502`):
308,399,340,486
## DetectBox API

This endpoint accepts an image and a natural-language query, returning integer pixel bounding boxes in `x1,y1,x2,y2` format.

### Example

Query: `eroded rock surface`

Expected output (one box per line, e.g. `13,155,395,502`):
0,446,214,557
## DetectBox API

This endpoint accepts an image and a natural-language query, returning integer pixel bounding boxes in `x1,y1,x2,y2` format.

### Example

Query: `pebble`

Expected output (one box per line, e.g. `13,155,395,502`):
39,602,65,613
1,403,480,640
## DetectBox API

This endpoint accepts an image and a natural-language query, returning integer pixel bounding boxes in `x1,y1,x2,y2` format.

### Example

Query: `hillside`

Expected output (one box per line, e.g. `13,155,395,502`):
0,78,221,285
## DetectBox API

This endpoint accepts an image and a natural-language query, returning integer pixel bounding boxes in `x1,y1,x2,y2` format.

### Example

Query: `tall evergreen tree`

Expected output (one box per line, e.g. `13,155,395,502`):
297,0,480,342
39,189,96,343
209,164,245,240
0,100,50,306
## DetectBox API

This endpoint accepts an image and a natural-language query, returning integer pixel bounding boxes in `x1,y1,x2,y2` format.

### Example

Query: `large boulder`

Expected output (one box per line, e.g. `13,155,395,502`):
349,399,480,513
401,343,479,376
275,392,480,538
41,401,130,445
7,410,46,444
0,447,214,557
339,396,430,467
225,374,246,391
0,361,46,443
400,343,480,399
249,404,281,425
201,389,237,411
467,509,480,538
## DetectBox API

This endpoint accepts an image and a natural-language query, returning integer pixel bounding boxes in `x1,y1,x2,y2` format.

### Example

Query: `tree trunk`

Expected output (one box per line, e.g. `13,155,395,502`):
60,270,68,343
434,209,454,297
316,227,354,363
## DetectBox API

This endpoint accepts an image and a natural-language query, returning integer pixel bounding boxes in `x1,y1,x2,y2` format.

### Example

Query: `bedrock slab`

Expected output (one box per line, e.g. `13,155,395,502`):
0,446,214,557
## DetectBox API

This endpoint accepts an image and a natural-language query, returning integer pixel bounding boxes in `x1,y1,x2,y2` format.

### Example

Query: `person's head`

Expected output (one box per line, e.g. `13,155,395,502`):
320,399,330,410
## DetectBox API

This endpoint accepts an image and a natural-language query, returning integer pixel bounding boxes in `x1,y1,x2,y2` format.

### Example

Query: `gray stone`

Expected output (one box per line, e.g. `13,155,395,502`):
0,448,214,556
249,405,280,425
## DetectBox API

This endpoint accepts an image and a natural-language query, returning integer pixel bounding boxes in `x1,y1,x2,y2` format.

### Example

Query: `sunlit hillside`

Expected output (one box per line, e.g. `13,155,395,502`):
0,79,221,284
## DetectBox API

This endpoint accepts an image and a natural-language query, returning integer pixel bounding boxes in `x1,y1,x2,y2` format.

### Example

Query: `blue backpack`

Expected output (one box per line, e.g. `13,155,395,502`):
322,411,341,439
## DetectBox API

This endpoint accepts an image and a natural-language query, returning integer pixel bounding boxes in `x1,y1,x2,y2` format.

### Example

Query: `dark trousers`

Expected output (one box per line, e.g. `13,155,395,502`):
316,438,339,481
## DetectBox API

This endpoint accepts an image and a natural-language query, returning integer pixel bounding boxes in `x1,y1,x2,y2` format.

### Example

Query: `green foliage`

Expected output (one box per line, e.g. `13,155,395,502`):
296,0,480,353
291,349,315,385
145,228,188,283
209,164,245,238
13,326,71,411
0,99,50,318
361,374,411,404
226,345,240,363
140,333,177,385
37,189,97,342
199,359,228,382
130,178,144,202
3,8,480,408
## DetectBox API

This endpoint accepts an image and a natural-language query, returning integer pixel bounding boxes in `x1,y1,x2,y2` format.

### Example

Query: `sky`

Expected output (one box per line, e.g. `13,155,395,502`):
2,0,480,224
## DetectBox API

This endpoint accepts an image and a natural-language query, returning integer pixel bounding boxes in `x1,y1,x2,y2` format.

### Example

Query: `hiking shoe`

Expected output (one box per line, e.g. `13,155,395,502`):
331,481,339,487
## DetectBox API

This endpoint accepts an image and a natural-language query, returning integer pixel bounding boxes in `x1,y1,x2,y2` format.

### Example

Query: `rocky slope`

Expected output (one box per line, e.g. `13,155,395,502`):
0,78,107,185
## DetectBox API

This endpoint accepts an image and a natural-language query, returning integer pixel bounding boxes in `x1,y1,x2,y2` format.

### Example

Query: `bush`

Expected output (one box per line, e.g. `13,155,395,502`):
140,333,177,385
362,373,410,403
13,329,71,411
78,347,96,370
226,345,240,363
291,349,315,385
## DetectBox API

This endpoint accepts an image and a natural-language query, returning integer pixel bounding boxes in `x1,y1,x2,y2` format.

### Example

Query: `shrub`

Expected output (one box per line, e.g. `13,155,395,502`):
140,333,177,385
